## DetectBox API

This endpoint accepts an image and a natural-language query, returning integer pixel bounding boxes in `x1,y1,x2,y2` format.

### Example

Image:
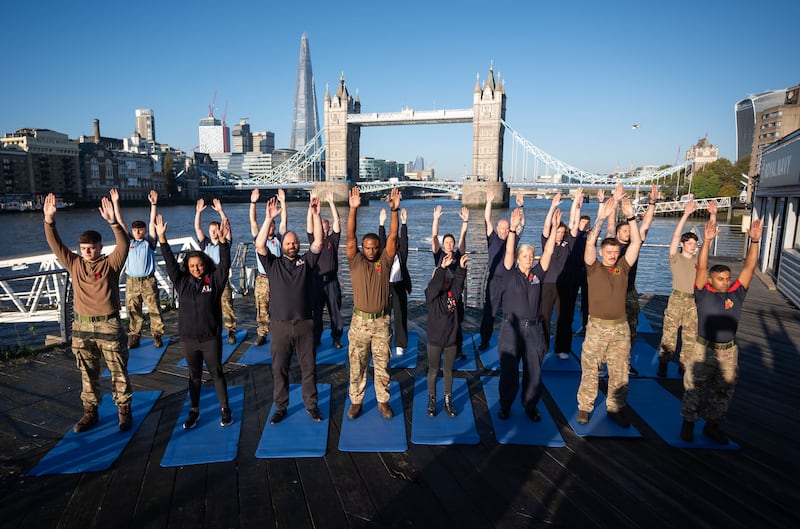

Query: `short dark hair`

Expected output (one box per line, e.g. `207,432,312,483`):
208,221,221,229
616,220,633,231
442,233,456,245
600,237,621,249
680,232,698,243
362,233,380,245
78,230,102,244
131,220,146,229
709,264,731,275
580,215,591,222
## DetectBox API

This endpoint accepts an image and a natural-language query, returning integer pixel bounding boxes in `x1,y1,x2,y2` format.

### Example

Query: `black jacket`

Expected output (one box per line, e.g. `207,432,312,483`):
425,265,466,348
162,242,231,341
379,223,412,294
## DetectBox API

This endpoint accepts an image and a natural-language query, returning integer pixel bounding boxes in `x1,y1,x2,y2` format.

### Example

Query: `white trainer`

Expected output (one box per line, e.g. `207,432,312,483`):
396,347,404,356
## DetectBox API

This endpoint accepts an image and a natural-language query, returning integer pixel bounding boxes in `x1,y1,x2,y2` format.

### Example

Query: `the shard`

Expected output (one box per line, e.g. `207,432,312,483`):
290,34,320,151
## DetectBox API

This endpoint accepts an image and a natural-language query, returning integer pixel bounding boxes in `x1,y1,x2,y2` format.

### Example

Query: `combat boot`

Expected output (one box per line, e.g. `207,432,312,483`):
427,394,436,417
118,404,132,431
128,334,140,349
74,404,99,433
444,393,457,417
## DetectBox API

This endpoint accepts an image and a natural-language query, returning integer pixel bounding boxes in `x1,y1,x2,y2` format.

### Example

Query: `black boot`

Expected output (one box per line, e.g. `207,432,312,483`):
444,393,457,417
427,394,436,417
680,419,694,441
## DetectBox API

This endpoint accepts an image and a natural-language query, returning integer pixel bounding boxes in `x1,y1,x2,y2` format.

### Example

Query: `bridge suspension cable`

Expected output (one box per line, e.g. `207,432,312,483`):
502,120,689,185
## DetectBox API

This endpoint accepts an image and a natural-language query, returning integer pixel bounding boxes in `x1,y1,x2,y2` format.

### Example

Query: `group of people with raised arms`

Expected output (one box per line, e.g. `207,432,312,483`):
45,183,761,445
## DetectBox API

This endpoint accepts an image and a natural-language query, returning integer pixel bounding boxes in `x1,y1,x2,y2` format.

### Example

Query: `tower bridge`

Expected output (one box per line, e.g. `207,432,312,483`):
200,63,692,206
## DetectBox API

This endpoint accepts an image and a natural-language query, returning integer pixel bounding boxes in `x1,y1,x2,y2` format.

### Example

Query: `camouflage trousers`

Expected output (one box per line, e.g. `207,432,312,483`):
681,339,738,422
659,293,696,363
254,274,270,337
222,281,237,331
626,288,640,345
71,316,132,407
347,313,392,404
577,317,630,413
126,275,164,337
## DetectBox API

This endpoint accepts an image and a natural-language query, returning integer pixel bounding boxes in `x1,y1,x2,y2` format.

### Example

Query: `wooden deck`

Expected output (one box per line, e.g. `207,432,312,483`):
1,264,799,529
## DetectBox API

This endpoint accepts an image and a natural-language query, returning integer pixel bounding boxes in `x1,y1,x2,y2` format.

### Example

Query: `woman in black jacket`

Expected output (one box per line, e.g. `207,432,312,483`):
155,214,233,429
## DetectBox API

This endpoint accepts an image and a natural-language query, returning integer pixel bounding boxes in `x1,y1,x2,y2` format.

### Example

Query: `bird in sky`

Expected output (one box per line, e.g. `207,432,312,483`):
631,124,640,130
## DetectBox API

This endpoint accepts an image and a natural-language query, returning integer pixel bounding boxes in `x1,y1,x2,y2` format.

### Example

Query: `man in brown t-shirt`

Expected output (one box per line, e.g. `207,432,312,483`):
43,192,133,433
576,196,642,427
345,187,399,420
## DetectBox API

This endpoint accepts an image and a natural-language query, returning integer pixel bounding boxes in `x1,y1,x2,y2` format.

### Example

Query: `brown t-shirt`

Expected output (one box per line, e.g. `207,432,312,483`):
586,258,631,320
348,250,392,313
45,221,129,317
670,252,697,294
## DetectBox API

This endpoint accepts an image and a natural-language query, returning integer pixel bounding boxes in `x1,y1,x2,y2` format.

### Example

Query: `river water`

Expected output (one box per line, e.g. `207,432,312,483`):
0,198,744,304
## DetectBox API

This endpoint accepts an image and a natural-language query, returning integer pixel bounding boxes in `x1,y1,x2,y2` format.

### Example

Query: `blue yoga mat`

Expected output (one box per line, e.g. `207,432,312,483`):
102,337,171,376
256,383,330,458
160,385,245,467
542,351,582,372
410,377,479,445
480,376,565,446
29,390,161,475
626,379,740,450
177,329,247,367
477,334,500,370
316,329,348,365
237,336,272,365
368,331,418,369
629,339,681,379
543,371,642,438
453,334,479,371
338,381,407,452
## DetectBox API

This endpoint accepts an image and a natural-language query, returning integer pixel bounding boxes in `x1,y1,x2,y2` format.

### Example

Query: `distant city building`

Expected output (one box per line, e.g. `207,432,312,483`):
0,128,81,199
135,108,156,143
211,152,274,178
290,34,320,151
232,118,252,153
686,136,719,173
198,116,230,153
252,131,275,154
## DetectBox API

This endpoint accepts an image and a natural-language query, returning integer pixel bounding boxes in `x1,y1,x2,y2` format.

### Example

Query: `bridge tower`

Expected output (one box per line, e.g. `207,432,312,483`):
463,64,508,207
321,75,361,202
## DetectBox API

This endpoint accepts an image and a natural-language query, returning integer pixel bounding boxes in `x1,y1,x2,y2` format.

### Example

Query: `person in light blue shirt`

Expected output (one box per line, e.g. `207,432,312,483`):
111,189,164,349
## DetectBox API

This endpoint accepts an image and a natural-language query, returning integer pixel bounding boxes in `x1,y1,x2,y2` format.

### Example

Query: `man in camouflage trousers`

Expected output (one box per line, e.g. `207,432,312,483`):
680,209,763,445
43,192,133,433
345,187,400,420
657,199,700,377
576,195,642,427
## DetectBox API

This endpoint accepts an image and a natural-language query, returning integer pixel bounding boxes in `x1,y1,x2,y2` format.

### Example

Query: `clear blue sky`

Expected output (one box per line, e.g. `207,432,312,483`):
2,0,798,179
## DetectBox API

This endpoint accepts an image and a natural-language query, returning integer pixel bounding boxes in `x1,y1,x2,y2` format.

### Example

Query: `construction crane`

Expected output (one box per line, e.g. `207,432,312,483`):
221,100,228,126
208,90,217,118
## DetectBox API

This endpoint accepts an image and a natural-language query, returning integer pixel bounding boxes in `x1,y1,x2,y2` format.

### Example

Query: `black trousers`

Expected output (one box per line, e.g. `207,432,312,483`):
182,335,228,409
389,282,408,348
497,317,545,414
541,281,576,355
312,276,344,345
480,277,505,345
271,319,317,411
427,344,457,395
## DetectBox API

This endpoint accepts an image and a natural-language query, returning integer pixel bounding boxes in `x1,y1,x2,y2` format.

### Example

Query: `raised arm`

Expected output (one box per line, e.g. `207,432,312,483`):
384,188,400,260
621,198,643,266
154,214,180,281
485,188,495,237
543,192,562,237
194,199,206,241
147,189,158,239
458,207,469,254
211,199,230,242
695,217,717,290
605,183,625,239
540,208,562,272
585,197,616,266
277,188,287,235
569,188,583,237
249,189,261,238
738,218,763,289
669,200,696,257
109,188,129,236
399,208,409,259
504,208,521,270
639,183,658,240
326,190,340,233
346,187,361,260
516,192,526,237
431,205,443,253
309,195,323,254
255,197,280,256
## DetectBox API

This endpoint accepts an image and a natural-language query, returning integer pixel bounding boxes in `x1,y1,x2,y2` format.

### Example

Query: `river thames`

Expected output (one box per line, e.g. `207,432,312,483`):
0,197,744,303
